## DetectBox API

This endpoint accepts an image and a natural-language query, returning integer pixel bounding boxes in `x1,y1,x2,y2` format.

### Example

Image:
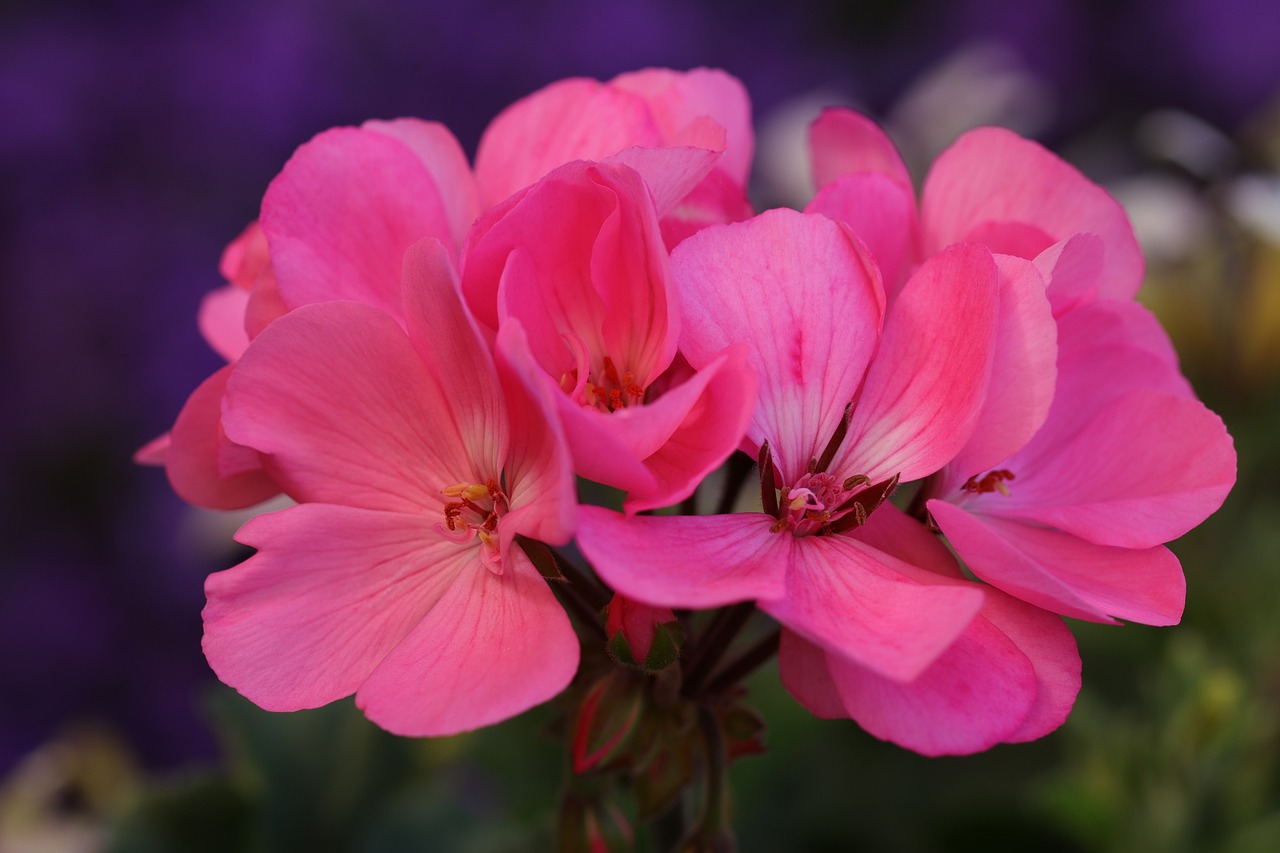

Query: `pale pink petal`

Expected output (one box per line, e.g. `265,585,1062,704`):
777,629,849,720
943,254,1056,486
222,302,472,514
243,265,287,340
218,221,270,289
991,391,1236,549
672,209,885,483
356,546,578,736
575,507,788,608
806,172,919,294
198,285,251,362
761,534,984,682
611,66,754,186
166,365,278,510
1034,233,1103,316
808,108,912,192
826,608,1037,756
493,321,576,549
604,143,721,217
260,126,455,317
622,345,758,513
362,118,481,251
401,238,508,476
658,168,755,249
1056,298,1186,373
835,243,999,483
133,432,170,466
928,500,1184,625
474,77,660,207
921,127,1144,300
203,504,468,711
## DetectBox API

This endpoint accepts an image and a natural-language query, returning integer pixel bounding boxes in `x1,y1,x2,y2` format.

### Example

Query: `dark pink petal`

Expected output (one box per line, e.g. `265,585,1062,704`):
980,593,1080,743
1056,298,1186,374
576,507,788,608
1034,233,1103,316
929,500,1185,625
806,172,919,295
826,607,1037,756
850,502,963,580
672,209,885,482
808,108,912,192
261,126,456,318
921,127,1144,300
203,504,468,711
612,67,754,186
992,391,1236,548
943,254,1057,487
362,118,481,251
657,168,755,249
218,221,270,289
166,365,277,510
474,77,660,207
133,432,170,466
401,238,509,475
777,629,849,720
243,266,287,341
355,546,578,736
223,302,473,514
836,243,999,483
494,321,576,549
198,285,251,362
762,534,984,682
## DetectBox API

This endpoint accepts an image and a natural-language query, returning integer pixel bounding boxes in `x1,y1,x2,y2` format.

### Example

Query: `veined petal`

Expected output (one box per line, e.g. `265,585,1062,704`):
223,302,473,513
576,507,788,608
474,77,660,207
808,107,912,193
921,127,1143,300
806,172,919,296
261,126,456,318
761,534,984,682
604,143,721,219
672,208,885,483
203,504,469,711
166,365,277,510
929,500,1185,625
356,546,578,736
836,243,999,483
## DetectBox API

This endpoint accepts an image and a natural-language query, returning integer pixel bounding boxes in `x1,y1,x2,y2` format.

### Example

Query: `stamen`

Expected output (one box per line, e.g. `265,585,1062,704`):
962,469,1016,495
758,442,779,517
814,402,853,474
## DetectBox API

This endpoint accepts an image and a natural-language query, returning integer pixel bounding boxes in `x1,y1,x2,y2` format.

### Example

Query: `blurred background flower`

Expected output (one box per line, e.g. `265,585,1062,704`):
1,0,1277,849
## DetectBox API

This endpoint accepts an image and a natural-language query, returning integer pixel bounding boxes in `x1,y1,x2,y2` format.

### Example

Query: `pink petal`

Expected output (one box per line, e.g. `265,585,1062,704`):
657,168,755,249
474,77,660,207
806,172,919,295
928,500,1185,625
575,507,788,608
493,320,577,549
777,629,849,720
222,302,473,514
943,254,1057,486
203,504,469,711
825,607,1037,756
992,391,1236,549
166,365,278,510
355,545,578,736
921,127,1144,300
611,67,754,186
835,243,999,483
197,285,251,362
218,221,270,289
1034,233,1104,316
808,108,912,192
671,208,885,483
260,126,456,318
604,143,721,217
761,534,984,682
133,432,170,466
362,118,481,251
1056,298,1186,374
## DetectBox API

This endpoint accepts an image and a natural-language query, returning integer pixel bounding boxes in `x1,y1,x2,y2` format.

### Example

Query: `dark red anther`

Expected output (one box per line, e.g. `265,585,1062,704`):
828,472,900,534
758,441,779,518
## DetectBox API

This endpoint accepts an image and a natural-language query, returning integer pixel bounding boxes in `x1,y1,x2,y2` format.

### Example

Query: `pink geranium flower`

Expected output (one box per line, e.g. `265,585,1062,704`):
202,239,579,735
462,159,757,511
140,118,480,509
577,210,1030,708
475,67,754,246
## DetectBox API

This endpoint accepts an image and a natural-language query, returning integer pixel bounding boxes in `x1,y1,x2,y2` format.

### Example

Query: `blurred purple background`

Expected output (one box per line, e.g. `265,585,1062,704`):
2,0,1278,777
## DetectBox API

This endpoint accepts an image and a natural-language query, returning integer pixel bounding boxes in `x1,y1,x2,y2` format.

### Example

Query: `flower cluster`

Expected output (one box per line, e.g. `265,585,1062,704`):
143,68,1235,758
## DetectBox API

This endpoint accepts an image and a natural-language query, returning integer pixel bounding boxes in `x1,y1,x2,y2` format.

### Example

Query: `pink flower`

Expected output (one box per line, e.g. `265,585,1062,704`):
140,118,481,509
202,239,579,735
577,210,1023,718
461,159,757,511
924,297,1236,626
475,67,754,246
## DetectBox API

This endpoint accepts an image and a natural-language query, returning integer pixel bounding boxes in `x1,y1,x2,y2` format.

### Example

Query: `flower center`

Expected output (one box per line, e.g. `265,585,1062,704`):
758,442,899,538
962,468,1016,496
438,478,509,569
559,355,645,413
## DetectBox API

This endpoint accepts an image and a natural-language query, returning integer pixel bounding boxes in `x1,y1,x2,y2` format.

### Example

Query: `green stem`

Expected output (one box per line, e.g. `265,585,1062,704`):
682,603,755,698
702,629,781,698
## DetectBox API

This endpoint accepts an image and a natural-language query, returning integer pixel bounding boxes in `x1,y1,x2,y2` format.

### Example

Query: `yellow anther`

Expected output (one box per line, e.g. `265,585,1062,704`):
442,482,489,501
